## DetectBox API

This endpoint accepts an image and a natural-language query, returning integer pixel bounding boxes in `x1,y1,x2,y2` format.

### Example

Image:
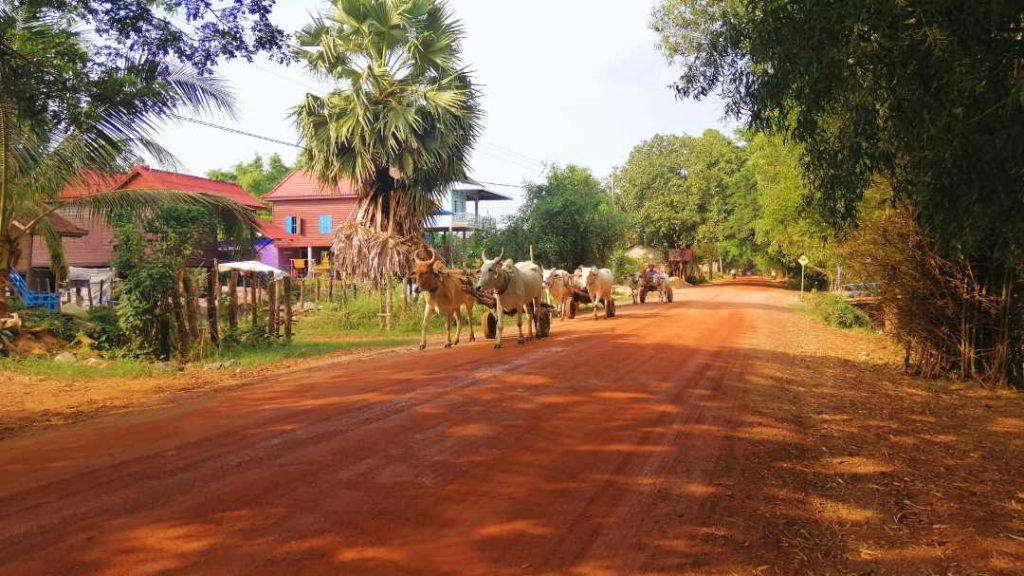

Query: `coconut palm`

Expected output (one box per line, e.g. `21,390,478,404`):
294,0,481,239
0,2,260,315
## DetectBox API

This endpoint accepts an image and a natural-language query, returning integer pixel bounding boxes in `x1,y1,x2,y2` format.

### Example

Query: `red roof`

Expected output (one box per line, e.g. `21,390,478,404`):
116,166,266,210
12,212,89,237
61,169,125,198
263,170,360,201
57,166,266,210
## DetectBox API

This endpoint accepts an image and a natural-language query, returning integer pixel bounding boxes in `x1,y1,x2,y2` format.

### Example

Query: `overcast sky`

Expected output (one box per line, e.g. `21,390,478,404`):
157,0,734,217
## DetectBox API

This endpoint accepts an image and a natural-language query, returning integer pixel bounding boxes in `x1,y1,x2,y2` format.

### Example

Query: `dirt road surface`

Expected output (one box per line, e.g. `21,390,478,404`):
2,281,1023,575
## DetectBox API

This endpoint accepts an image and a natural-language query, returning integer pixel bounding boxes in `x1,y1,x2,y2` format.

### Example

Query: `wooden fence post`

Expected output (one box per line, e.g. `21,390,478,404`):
299,277,306,311
171,274,190,361
268,279,279,337
207,262,220,346
182,270,200,341
316,276,321,301
328,275,334,303
250,274,259,330
228,271,239,332
283,276,293,341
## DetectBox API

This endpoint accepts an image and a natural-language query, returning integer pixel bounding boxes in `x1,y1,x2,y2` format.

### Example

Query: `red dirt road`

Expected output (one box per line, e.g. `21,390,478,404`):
0,282,956,575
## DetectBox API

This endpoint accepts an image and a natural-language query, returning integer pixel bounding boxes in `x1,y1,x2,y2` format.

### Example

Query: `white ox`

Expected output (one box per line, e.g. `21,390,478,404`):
542,268,574,319
578,266,615,320
476,249,544,348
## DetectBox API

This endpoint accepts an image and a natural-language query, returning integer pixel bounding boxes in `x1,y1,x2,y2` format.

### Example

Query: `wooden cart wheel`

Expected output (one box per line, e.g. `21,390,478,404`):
568,299,578,319
665,286,674,303
606,299,616,318
482,310,497,339
639,288,647,304
537,308,551,338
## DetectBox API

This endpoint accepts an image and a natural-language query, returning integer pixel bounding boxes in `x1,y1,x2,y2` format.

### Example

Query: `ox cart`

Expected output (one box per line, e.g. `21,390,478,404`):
565,288,616,319
471,288,553,341
631,274,673,304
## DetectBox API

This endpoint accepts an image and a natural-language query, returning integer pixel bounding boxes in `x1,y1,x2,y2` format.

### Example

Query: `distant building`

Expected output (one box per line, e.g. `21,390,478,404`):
427,180,511,237
259,170,359,275
19,166,266,289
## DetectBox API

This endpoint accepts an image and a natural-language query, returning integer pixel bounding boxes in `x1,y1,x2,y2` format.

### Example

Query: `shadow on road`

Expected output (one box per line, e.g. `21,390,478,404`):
0,284,1021,576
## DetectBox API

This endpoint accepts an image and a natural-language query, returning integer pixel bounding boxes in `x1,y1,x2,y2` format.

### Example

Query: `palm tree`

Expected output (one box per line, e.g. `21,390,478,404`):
0,2,259,315
294,0,481,240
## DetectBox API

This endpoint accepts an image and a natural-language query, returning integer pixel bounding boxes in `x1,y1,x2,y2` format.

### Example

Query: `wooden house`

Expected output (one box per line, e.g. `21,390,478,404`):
18,166,266,290
259,170,359,275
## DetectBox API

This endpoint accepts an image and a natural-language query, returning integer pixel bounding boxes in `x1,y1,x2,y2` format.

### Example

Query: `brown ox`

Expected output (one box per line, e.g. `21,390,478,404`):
412,248,477,350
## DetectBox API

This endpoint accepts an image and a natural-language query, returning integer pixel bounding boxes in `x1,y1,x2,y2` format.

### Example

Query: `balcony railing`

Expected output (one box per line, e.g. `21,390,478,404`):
450,212,495,229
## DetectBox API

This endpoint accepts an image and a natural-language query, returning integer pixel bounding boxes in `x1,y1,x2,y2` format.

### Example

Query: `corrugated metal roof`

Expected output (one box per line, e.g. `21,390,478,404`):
263,170,360,200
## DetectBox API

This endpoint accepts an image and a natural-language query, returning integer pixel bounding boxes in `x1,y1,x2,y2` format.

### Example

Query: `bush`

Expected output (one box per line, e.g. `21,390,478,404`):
607,250,644,282
803,292,871,329
20,309,79,342
85,306,126,351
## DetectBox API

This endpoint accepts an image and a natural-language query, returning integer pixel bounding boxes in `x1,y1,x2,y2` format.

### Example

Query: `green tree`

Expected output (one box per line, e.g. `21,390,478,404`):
207,154,292,198
294,0,481,238
112,205,216,359
653,0,1024,383
480,165,625,270
746,133,835,273
612,129,749,265
1,3,259,318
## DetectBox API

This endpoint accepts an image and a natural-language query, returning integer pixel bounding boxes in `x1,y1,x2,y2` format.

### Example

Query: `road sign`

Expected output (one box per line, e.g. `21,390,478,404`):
798,255,809,299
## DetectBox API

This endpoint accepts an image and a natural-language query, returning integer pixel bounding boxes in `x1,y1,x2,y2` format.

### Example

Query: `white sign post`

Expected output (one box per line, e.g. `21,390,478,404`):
798,255,809,300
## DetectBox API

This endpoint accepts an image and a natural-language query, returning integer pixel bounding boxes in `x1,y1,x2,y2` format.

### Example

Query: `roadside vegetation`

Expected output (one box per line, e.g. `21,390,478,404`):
801,292,872,331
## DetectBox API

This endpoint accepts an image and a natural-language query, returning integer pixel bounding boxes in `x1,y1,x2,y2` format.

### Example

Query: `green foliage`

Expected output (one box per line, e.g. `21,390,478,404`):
803,292,871,330
207,154,292,198
606,249,643,283
112,205,213,359
478,165,626,270
301,287,454,336
654,0,1024,384
613,130,748,252
746,133,837,273
294,0,481,236
20,309,78,342
84,306,124,352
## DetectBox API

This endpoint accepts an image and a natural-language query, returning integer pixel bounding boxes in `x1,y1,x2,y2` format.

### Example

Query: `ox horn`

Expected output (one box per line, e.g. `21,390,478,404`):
414,248,432,265
481,249,489,262
496,248,504,261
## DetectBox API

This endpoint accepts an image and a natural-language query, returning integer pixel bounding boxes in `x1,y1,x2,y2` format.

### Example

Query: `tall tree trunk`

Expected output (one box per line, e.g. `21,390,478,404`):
171,282,190,362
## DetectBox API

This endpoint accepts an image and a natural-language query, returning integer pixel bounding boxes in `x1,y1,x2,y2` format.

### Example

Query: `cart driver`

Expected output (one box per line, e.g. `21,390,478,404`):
644,263,659,284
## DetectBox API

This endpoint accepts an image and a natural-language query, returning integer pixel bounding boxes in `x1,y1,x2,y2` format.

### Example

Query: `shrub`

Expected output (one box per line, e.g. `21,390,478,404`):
85,306,126,352
20,309,79,342
803,292,871,329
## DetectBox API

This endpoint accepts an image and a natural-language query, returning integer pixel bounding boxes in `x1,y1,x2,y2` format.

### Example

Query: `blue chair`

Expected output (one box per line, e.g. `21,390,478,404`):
7,270,60,312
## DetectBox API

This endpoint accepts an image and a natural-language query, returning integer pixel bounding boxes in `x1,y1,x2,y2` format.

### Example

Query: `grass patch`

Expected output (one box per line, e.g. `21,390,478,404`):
0,357,166,379
800,292,872,330
212,337,417,369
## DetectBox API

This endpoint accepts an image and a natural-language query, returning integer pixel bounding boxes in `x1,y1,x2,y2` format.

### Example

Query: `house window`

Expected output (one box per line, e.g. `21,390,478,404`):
285,216,300,234
319,215,333,234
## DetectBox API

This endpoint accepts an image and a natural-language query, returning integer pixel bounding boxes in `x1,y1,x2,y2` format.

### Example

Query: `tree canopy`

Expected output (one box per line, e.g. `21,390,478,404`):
612,129,749,259
652,0,1024,262
207,154,292,198
479,165,625,271
294,0,481,238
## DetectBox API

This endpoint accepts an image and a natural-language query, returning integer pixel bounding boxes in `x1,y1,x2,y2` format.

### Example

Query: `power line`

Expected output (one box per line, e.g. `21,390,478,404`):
170,114,305,149
171,114,529,189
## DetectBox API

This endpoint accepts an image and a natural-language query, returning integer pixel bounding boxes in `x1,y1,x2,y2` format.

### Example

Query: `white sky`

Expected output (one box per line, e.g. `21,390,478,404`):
156,0,734,218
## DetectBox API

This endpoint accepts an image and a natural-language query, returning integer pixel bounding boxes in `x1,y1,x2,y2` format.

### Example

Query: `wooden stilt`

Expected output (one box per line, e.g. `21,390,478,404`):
284,276,293,342
208,263,220,346
228,271,239,332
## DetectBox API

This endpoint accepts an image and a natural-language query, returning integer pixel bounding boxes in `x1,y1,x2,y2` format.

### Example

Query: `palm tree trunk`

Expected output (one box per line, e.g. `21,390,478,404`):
0,96,11,317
